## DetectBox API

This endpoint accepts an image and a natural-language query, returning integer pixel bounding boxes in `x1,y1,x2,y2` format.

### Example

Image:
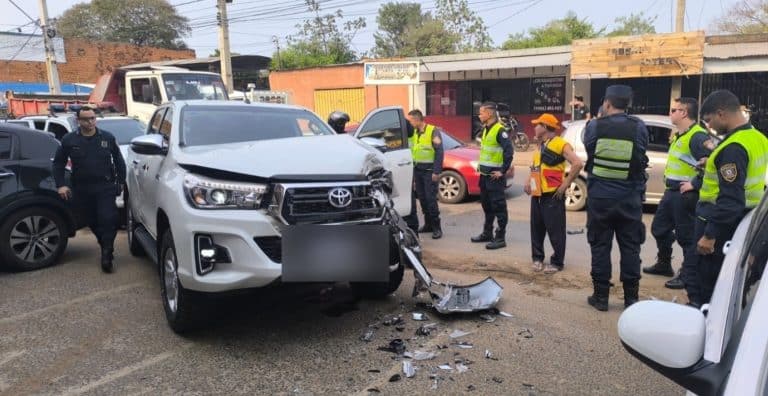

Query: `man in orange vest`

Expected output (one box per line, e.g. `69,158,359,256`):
524,114,584,273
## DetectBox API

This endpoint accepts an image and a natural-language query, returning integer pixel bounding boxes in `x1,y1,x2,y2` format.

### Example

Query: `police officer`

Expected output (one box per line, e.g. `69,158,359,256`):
583,85,649,311
681,89,768,305
406,109,444,239
524,113,583,274
471,102,513,250
643,98,711,304
53,106,126,273
328,110,350,134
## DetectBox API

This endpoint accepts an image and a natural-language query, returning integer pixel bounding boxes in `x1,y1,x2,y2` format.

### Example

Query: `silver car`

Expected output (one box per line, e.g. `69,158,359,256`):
561,114,680,211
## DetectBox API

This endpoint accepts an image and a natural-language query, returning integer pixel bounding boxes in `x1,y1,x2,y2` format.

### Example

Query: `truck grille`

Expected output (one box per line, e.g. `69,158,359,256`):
276,182,382,225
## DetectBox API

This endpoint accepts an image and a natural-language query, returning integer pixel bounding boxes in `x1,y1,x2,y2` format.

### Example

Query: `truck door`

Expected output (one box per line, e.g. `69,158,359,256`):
354,107,413,216
126,76,163,125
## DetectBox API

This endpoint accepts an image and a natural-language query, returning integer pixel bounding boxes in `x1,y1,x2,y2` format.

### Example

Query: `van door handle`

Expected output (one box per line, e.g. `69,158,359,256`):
0,172,14,178
132,160,140,165
397,160,411,166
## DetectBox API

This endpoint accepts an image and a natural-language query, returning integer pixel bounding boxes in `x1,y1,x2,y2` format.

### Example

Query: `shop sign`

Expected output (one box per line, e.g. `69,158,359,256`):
571,31,705,79
364,61,420,85
531,77,565,113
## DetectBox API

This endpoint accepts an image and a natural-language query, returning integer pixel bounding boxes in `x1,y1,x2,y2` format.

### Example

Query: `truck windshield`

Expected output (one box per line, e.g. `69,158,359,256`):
181,106,335,147
163,73,229,101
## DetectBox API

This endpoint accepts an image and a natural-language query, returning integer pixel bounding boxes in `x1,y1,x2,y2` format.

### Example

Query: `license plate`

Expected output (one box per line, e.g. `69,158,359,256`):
281,224,389,282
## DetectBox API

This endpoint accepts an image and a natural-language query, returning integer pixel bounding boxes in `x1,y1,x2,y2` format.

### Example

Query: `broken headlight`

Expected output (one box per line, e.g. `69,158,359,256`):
183,174,267,209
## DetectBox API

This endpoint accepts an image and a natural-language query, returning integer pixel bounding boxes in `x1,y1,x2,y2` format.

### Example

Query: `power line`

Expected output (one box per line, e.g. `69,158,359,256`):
172,0,205,7
488,0,544,29
7,0,38,24
5,25,40,63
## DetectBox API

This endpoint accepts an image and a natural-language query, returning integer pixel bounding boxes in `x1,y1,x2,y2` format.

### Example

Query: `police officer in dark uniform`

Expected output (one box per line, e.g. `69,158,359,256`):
643,98,711,304
53,106,126,273
471,102,514,250
681,90,768,305
328,110,350,134
583,85,649,311
406,109,444,239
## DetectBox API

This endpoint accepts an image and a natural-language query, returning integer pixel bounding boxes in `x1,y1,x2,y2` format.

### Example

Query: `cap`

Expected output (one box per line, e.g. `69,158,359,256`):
605,85,633,100
574,95,584,101
531,113,560,130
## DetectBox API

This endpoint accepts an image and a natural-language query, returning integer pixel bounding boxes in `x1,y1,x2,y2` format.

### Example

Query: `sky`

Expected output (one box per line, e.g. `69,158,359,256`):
0,0,738,59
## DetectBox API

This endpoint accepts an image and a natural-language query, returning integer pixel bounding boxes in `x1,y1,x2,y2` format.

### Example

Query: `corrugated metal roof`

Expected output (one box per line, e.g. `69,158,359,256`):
420,52,571,72
0,32,66,62
704,42,768,59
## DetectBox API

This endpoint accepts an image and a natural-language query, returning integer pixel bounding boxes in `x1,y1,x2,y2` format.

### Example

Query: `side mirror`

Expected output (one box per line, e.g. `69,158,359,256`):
618,301,705,369
131,134,167,156
361,136,388,152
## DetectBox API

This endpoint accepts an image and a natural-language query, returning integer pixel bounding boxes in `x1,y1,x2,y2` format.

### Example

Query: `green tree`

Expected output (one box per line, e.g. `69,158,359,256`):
272,0,365,69
716,0,768,34
56,0,190,49
435,0,492,52
209,49,240,58
371,2,459,57
502,11,604,50
608,12,657,36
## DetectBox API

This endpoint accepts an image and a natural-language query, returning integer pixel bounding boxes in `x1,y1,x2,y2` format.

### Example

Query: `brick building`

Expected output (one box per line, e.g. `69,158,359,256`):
0,32,195,90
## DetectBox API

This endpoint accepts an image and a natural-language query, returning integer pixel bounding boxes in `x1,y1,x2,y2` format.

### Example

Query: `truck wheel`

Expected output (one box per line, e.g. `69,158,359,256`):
438,170,467,204
565,178,588,211
126,199,145,257
350,236,404,299
0,207,68,271
159,229,206,334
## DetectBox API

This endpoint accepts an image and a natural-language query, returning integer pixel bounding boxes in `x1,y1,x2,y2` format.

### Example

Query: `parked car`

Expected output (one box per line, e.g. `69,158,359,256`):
126,101,415,333
437,131,514,204
561,114,680,211
95,115,147,218
618,186,768,395
0,123,81,271
6,113,76,140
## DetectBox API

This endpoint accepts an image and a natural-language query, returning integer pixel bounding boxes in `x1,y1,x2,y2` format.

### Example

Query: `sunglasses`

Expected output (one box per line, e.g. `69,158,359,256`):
78,117,96,121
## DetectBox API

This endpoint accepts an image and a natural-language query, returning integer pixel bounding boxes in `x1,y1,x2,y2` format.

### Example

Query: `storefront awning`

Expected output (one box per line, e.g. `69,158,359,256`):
704,57,768,74
420,52,570,73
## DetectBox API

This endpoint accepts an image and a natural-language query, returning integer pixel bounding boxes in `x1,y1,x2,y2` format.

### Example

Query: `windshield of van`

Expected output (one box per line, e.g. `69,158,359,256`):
163,73,229,101
180,106,335,146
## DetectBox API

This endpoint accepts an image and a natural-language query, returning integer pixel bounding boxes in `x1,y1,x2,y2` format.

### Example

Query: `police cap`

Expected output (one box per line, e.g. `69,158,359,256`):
605,85,633,100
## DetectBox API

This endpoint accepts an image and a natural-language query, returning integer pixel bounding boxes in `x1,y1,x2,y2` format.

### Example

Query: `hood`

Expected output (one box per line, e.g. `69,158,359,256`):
446,146,480,161
175,135,383,179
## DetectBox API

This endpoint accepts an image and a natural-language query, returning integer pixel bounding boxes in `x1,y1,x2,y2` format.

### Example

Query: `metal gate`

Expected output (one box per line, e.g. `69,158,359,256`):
314,88,365,124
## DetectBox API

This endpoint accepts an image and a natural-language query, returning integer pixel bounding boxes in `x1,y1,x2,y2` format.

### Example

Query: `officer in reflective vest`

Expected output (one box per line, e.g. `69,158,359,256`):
583,85,649,312
406,109,444,239
643,98,712,305
470,102,514,250
524,113,583,274
680,89,768,305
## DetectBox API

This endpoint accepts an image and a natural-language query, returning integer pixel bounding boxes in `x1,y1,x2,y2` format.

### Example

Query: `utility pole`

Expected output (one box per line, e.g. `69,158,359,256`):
272,35,281,70
675,0,686,32
37,0,61,95
217,0,234,94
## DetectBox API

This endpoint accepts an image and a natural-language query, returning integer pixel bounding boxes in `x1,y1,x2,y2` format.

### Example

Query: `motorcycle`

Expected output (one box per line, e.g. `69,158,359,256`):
367,167,503,313
503,115,531,152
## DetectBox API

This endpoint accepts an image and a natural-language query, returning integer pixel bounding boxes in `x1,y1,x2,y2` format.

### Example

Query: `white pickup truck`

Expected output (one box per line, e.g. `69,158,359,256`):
125,100,417,333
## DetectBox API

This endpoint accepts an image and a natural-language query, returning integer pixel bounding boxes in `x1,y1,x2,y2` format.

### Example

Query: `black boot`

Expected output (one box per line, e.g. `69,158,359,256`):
642,249,674,276
431,219,443,240
485,230,506,250
587,282,609,311
623,282,639,308
101,247,115,273
665,269,685,289
471,226,493,243
418,222,433,234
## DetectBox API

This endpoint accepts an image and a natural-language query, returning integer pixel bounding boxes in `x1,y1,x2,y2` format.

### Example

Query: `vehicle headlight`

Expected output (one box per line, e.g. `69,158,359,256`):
183,174,267,209
470,160,479,169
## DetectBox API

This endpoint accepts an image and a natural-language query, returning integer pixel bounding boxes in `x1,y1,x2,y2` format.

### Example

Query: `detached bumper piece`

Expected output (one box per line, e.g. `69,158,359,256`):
402,247,503,313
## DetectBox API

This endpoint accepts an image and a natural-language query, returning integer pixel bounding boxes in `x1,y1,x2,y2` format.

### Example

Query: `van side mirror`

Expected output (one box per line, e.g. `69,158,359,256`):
131,134,167,156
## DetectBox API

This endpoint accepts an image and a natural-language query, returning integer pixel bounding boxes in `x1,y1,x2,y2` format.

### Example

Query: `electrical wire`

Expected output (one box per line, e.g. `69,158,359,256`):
5,25,40,62
488,0,544,28
6,0,37,24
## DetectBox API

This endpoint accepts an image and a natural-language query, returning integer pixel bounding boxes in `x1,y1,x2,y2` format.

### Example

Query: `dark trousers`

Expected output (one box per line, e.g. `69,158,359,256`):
587,195,645,286
479,175,508,233
531,194,566,268
651,188,699,301
403,190,419,233
694,218,737,304
414,169,440,225
73,183,118,250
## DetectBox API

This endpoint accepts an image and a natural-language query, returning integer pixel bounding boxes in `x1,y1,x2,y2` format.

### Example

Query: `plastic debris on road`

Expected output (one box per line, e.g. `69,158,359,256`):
377,339,406,355
403,361,415,378
412,312,428,321
449,329,471,339
415,323,438,336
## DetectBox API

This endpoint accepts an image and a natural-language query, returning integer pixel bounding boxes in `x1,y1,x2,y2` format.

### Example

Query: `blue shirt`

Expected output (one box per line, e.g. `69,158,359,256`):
583,113,649,199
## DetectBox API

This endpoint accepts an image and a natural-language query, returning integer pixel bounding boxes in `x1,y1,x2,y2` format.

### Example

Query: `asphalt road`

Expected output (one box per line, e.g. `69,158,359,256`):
0,166,687,395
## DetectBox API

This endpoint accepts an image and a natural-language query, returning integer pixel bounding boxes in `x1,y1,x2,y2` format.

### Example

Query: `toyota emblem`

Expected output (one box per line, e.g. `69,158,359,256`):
328,187,353,208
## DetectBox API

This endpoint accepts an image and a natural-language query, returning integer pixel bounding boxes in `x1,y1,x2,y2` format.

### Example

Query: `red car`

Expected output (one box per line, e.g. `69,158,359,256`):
344,124,511,204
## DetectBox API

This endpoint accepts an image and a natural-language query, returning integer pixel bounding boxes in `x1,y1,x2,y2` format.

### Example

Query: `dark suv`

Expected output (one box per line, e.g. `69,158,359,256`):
0,123,80,271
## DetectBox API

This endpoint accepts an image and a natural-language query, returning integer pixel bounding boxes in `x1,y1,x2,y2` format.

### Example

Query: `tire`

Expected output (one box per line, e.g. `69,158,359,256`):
125,198,145,257
159,229,206,334
438,170,467,204
0,207,68,271
565,177,588,211
350,236,404,299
